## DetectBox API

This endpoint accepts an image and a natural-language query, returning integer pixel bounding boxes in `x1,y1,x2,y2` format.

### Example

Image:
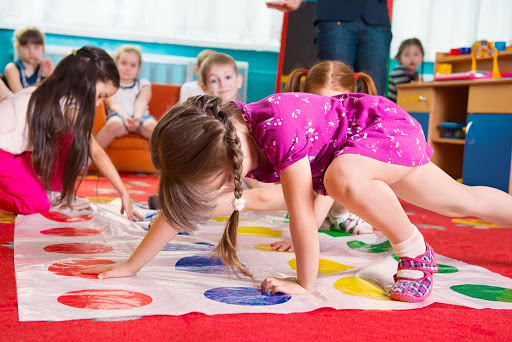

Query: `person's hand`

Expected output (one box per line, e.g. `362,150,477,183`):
261,276,309,295
120,192,144,221
266,0,304,12
81,261,137,279
271,239,294,252
40,58,54,77
124,117,140,133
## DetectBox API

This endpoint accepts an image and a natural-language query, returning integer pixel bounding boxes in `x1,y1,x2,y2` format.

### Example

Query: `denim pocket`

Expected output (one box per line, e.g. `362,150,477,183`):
314,21,340,34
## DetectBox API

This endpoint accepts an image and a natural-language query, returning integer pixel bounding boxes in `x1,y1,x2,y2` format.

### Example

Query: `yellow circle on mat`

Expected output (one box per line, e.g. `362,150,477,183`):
333,277,391,301
288,258,354,274
253,243,292,252
452,218,500,228
238,226,282,237
212,217,250,222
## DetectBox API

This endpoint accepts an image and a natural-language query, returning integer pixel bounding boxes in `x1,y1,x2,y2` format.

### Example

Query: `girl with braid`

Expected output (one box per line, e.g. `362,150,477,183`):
83,83,512,303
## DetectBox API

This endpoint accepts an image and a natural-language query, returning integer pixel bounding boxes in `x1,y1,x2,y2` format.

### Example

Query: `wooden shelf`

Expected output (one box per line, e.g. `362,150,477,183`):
431,137,466,145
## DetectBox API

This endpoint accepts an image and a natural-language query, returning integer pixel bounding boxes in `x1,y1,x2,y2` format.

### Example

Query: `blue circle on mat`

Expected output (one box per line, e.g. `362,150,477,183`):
204,287,292,306
175,255,227,274
162,242,214,252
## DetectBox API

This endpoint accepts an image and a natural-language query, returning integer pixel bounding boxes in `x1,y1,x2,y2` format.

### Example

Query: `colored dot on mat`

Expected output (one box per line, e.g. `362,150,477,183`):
58,289,152,310
43,243,113,254
333,277,391,301
204,287,291,306
161,242,214,252
450,284,512,303
347,240,392,253
319,227,351,237
391,254,458,273
212,217,250,222
288,258,354,274
452,218,500,228
48,259,116,279
41,212,93,222
40,227,101,237
175,255,230,274
238,226,282,237
253,244,285,252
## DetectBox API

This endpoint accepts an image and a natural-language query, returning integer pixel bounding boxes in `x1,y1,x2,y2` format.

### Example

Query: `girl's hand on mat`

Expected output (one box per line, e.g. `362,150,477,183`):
120,193,145,221
81,262,137,279
270,239,294,252
261,276,308,295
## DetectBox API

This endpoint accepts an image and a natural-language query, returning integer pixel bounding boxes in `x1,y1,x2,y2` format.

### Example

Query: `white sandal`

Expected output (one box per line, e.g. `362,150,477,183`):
329,210,373,235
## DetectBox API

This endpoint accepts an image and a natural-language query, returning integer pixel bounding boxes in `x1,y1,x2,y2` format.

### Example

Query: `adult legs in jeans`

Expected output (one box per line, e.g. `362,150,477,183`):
314,17,392,96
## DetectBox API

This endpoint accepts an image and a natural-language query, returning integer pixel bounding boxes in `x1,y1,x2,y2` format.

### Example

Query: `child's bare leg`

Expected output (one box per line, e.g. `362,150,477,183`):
139,118,157,140
94,117,128,149
390,161,512,227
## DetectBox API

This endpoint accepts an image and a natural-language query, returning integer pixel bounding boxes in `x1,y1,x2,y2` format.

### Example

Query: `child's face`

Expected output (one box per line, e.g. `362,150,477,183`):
116,51,141,83
19,43,44,65
205,64,243,103
400,45,423,72
95,81,118,106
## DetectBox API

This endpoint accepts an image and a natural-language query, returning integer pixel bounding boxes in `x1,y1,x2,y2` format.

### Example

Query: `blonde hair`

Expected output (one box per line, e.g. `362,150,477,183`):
15,26,45,46
150,95,250,278
196,49,216,68
284,60,377,96
115,45,142,66
199,53,238,84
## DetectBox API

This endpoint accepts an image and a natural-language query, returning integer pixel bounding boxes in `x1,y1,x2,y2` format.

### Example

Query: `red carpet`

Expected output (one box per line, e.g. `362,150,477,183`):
1,173,511,341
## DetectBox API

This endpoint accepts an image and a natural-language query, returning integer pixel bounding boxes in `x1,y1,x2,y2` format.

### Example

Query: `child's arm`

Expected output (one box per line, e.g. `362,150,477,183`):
81,214,178,278
133,85,151,119
3,63,23,92
104,94,130,118
261,157,319,295
89,135,144,221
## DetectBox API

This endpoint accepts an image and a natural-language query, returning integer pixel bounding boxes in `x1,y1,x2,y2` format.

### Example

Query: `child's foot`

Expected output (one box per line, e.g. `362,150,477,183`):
390,242,439,303
329,210,373,235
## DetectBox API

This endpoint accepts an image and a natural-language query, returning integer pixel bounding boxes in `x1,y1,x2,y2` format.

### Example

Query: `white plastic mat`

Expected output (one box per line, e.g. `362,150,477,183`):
14,201,512,322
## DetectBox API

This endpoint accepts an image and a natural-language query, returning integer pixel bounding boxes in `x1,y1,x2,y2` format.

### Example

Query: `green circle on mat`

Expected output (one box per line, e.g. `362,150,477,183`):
451,284,512,302
319,229,351,237
391,254,459,274
347,240,392,253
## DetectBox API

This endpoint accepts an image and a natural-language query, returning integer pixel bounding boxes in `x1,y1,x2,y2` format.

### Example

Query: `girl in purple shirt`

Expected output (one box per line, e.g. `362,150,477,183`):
83,75,512,303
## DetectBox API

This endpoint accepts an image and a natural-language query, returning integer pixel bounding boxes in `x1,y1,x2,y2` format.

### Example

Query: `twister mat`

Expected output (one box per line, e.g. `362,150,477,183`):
14,201,512,321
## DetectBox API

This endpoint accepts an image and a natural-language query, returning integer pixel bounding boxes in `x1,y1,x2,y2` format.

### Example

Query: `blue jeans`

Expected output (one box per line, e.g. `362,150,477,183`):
314,17,392,96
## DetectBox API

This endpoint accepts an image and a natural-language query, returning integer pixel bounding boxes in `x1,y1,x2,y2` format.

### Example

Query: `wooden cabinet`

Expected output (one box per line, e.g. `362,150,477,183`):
397,73,512,193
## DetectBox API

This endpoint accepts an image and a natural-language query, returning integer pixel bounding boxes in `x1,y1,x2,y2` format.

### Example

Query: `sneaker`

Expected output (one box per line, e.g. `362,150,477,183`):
390,242,439,303
48,191,91,210
329,210,373,235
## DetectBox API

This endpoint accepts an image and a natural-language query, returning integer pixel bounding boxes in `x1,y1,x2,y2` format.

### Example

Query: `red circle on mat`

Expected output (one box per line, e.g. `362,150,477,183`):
41,227,101,237
48,259,116,279
44,243,113,254
58,289,152,310
41,212,93,222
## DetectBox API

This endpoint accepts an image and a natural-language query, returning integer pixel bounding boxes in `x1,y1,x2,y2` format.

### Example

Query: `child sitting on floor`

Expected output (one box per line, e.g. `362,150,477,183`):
2,26,54,93
0,46,142,220
95,45,157,150
178,49,216,104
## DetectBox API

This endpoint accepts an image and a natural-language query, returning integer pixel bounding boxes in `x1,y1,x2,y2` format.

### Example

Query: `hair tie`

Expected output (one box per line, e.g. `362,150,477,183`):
71,49,77,56
354,72,359,80
232,197,246,212
304,69,309,76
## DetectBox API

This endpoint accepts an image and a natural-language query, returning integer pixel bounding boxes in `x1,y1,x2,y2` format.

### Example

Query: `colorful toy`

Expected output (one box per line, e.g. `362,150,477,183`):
471,40,500,78
439,122,465,139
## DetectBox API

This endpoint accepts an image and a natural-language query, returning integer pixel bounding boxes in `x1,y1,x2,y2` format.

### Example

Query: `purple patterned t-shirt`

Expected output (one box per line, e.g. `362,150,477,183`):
233,92,433,196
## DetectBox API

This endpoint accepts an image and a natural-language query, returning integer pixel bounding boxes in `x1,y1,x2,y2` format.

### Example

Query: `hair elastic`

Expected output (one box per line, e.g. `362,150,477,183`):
354,72,359,80
72,49,77,56
304,69,309,76
232,197,246,212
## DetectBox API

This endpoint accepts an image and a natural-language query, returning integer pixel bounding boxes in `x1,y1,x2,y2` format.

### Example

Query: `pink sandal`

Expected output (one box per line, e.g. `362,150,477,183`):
390,242,439,303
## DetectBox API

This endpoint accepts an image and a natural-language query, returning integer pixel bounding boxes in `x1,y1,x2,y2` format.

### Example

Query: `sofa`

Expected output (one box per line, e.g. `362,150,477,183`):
92,82,181,173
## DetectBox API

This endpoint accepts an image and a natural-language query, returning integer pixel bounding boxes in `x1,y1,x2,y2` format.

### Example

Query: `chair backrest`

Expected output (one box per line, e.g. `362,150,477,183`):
148,83,181,120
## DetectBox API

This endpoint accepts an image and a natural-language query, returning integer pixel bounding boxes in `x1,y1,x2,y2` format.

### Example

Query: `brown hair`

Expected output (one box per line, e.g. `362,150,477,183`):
27,46,120,207
150,95,250,277
115,45,142,66
15,26,45,46
199,53,238,85
284,60,377,96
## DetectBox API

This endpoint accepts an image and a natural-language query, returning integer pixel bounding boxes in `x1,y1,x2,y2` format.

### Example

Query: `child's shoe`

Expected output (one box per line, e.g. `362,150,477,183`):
390,242,439,302
329,209,373,235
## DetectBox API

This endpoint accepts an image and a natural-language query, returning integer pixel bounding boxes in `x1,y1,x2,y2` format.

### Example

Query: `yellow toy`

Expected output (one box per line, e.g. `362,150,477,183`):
471,40,501,78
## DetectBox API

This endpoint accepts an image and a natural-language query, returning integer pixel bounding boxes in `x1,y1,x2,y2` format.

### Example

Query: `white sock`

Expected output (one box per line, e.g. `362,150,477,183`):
391,225,426,279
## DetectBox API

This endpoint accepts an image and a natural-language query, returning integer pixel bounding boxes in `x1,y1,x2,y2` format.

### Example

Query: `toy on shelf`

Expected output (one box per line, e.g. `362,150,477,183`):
470,40,500,78
439,122,465,139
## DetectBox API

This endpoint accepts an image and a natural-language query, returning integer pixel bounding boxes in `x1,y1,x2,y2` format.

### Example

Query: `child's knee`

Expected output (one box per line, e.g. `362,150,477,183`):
105,119,126,136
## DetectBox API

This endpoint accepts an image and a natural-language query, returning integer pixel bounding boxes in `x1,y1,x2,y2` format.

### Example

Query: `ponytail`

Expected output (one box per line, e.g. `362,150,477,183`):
283,68,307,93
356,72,377,95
